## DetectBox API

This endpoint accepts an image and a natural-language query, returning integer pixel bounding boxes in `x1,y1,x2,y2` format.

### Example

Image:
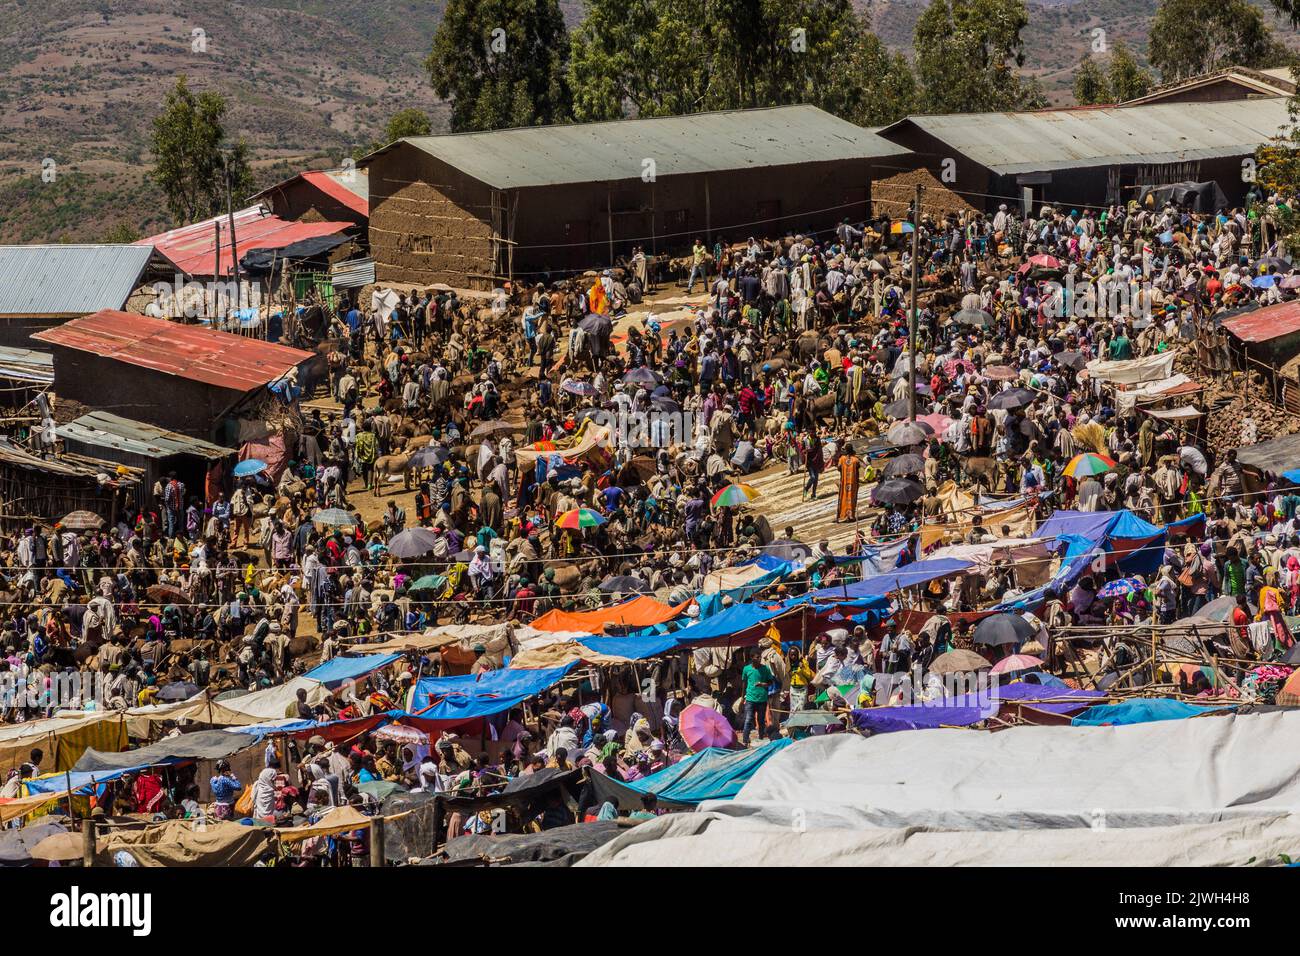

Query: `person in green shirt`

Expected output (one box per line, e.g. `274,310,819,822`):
740,648,775,746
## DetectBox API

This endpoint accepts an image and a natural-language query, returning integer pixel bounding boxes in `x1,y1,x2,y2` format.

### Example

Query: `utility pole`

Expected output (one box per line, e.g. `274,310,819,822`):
223,153,241,312
908,183,922,422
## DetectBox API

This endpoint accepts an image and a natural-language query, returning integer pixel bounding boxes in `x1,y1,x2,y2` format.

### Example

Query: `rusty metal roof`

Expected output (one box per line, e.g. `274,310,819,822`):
32,310,315,392
137,205,354,277
878,97,1291,175
362,105,910,189
252,169,369,217
1220,300,1300,343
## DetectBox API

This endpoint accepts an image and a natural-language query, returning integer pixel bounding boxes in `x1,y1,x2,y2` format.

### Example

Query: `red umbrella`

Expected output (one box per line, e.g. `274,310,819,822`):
679,703,736,751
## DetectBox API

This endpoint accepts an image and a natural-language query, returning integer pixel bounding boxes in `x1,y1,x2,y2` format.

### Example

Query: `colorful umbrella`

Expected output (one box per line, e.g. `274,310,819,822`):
1096,576,1144,599
555,508,606,529
990,653,1044,675
679,703,736,751
890,220,915,234
561,378,599,396
233,458,267,478
710,483,760,509
374,724,430,745
1062,452,1117,479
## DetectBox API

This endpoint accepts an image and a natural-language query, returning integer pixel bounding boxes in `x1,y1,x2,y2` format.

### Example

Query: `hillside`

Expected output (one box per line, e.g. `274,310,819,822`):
1,0,1299,243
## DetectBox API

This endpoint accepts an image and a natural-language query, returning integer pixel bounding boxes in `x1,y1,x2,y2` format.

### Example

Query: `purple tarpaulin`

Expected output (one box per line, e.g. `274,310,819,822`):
850,682,1104,734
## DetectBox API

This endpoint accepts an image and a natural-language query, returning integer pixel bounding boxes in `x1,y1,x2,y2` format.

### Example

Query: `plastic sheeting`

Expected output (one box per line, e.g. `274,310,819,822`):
851,683,1103,733
1071,699,1232,726
659,602,794,648
589,739,792,810
803,559,974,601
530,596,689,634
409,664,577,722
73,729,259,773
303,653,402,687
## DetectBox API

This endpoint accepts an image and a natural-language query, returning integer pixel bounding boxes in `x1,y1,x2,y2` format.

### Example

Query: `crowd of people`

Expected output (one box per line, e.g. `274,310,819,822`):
7,185,1300,854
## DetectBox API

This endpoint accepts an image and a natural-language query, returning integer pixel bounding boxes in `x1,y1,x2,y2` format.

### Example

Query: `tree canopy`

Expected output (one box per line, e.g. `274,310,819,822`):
150,76,253,226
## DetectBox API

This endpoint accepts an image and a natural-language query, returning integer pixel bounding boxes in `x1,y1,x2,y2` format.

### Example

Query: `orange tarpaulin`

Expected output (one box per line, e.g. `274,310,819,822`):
530,596,690,634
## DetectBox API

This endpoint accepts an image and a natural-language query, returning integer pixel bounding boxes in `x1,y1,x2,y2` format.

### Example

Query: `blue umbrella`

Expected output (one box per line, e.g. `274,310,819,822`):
1252,274,1277,289
233,459,267,478
1157,231,1174,245
1097,577,1144,599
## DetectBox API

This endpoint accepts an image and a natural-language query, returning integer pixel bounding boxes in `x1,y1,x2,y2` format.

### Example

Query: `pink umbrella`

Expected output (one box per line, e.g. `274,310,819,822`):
1281,274,1300,290
918,412,953,435
679,703,736,751
990,653,1044,675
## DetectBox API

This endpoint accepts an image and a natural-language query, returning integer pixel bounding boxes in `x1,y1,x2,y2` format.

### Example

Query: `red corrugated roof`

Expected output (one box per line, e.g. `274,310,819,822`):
137,206,353,277
300,171,369,217
32,310,315,392
1221,301,1300,343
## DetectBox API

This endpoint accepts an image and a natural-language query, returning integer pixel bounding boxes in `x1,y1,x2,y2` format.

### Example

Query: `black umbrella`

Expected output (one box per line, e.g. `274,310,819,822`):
987,387,1036,411
1055,351,1086,371
469,419,520,440
1257,255,1291,272
882,454,926,478
883,398,913,420
952,308,992,328
578,313,613,336
158,681,201,701
600,575,650,594
650,396,681,414
871,478,925,505
388,527,440,559
886,421,932,446
623,366,662,385
972,613,1037,647
409,445,449,468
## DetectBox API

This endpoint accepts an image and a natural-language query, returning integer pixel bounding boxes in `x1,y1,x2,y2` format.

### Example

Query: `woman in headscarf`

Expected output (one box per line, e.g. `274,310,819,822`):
252,766,278,821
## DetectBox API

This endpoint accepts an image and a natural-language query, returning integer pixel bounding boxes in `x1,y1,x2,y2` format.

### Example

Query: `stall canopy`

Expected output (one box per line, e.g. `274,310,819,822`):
851,683,1104,733
303,653,403,687
803,559,973,601
72,729,258,773
590,739,792,810
530,595,690,634
1070,698,1233,726
409,664,578,722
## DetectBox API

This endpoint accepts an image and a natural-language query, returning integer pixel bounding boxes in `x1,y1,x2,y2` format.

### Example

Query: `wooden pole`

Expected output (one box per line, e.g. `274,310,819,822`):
606,187,614,268
369,814,385,868
908,183,921,422
81,816,96,868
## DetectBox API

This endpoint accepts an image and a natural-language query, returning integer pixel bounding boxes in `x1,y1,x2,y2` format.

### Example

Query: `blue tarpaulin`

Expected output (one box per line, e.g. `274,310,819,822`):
662,602,794,647
1071,698,1232,726
803,558,973,601
304,653,403,687
589,739,792,809
851,682,1104,734
580,632,683,660
410,664,577,721
696,554,795,618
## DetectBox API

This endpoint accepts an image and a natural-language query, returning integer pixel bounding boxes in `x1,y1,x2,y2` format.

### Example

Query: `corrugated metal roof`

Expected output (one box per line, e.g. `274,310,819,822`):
1221,300,1300,343
32,310,316,392
0,245,156,317
879,97,1291,175
252,169,369,217
365,105,910,189
331,257,375,289
57,410,234,460
0,345,53,384
0,436,130,480
137,206,355,277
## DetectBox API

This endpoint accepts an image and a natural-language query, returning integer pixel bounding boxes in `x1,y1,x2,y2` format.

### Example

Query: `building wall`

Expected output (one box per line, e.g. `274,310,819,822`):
369,147,497,289
262,183,367,229
1135,80,1285,105
47,345,249,441
0,315,74,350
507,159,892,281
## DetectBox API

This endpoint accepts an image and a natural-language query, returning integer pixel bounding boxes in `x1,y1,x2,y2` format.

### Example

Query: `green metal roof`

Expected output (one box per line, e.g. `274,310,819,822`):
57,410,235,460
363,105,910,189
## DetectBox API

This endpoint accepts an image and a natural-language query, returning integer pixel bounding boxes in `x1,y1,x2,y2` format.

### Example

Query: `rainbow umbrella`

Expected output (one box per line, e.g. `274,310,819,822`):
1061,452,1116,479
990,653,1043,675
710,482,760,509
890,220,915,234
555,508,606,529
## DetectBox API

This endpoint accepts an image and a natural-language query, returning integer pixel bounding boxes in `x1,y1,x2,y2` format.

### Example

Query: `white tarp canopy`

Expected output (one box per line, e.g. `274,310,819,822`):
581,711,1300,866
1085,350,1177,386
